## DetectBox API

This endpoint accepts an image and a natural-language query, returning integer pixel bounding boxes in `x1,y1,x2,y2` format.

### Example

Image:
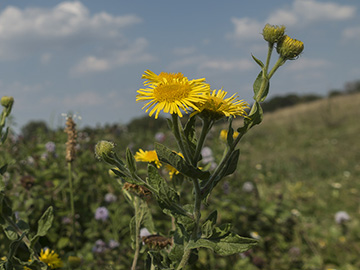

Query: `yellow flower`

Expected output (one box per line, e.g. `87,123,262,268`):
136,70,210,118
134,149,161,168
219,129,239,141
24,249,63,269
164,152,184,179
277,35,304,60
192,89,249,120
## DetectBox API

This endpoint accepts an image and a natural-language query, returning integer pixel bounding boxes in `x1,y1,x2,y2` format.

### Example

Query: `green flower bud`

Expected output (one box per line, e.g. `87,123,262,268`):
277,35,304,60
1,96,14,116
95,140,115,161
262,24,285,44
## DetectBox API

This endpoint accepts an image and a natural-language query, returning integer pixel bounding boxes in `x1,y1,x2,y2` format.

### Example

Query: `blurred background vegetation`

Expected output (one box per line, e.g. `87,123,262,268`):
1,79,359,269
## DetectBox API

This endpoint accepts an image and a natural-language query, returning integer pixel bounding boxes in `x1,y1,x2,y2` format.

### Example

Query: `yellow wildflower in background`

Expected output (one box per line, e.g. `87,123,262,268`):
134,149,162,168
164,152,184,179
136,70,210,118
24,249,63,270
192,89,249,120
219,129,239,141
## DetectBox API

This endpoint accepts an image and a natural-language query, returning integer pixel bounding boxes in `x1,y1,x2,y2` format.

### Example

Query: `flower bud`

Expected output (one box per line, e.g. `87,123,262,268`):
1,96,14,116
277,35,304,60
95,140,115,161
262,24,285,44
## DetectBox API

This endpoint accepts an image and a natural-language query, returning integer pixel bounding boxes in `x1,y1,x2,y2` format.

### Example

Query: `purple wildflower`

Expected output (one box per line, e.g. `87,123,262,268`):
95,207,109,221
104,193,117,203
45,142,56,153
108,239,119,249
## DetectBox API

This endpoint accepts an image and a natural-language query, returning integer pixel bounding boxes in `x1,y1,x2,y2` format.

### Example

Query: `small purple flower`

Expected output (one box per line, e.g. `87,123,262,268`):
335,211,350,224
92,239,107,253
108,239,119,249
45,142,56,153
95,207,109,221
104,193,117,203
62,216,72,224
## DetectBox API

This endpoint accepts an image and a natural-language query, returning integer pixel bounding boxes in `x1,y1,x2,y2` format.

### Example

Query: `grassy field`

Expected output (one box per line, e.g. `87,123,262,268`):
1,93,359,269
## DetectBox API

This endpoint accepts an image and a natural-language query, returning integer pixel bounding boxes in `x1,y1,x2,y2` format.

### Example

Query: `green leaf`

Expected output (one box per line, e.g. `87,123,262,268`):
155,143,210,180
147,166,186,216
242,102,263,130
30,206,54,248
0,127,9,145
0,164,7,175
253,71,269,102
251,54,264,68
7,233,25,261
183,115,197,153
226,117,234,146
126,148,137,175
201,210,217,238
221,149,240,178
189,232,257,256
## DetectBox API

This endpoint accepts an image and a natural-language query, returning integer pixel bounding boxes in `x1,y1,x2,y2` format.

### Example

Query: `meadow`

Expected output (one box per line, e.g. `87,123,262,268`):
1,91,359,270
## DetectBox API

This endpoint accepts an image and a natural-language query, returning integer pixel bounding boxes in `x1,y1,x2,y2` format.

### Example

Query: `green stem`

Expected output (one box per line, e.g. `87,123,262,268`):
171,114,192,162
131,196,141,270
192,119,212,166
200,130,245,197
176,246,192,270
268,57,286,79
68,162,77,253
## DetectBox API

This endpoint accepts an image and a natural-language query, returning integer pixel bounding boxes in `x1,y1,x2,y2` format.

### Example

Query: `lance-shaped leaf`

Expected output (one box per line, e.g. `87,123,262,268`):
201,210,217,238
30,206,54,248
253,71,270,102
251,54,264,68
221,149,240,178
188,232,257,256
183,115,197,153
242,101,263,130
155,143,210,180
147,165,187,216
126,148,137,175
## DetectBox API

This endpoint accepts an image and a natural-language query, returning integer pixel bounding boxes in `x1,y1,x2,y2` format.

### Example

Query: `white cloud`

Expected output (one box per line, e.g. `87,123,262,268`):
70,38,155,75
0,1,142,60
285,57,332,71
63,91,106,107
198,59,255,72
228,0,356,42
343,26,360,40
172,46,197,56
226,18,263,41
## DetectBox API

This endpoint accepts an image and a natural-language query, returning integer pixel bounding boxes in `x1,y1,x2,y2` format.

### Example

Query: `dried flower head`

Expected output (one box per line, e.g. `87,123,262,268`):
142,235,172,249
123,182,151,198
64,116,77,163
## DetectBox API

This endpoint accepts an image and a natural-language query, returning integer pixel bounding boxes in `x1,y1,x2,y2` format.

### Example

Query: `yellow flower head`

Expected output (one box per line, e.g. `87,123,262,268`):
136,70,210,118
134,149,161,168
24,249,63,269
164,152,184,179
219,129,239,141
277,35,304,60
192,89,249,120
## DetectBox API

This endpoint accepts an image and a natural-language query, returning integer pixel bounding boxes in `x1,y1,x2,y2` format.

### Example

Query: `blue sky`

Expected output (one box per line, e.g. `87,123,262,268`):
0,0,359,132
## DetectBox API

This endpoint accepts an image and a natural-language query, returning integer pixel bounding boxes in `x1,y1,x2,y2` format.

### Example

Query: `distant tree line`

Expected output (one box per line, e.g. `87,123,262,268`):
17,79,360,138
261,79,360,113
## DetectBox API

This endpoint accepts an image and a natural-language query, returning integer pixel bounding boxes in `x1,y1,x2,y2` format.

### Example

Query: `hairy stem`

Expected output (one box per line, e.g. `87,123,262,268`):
68,162,77,252
131,196,141,270
172,114,192,162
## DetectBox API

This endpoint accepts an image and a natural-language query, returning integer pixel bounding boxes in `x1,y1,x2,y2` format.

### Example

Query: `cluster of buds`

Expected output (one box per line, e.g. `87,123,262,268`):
64,116,77,163
262,24,304,60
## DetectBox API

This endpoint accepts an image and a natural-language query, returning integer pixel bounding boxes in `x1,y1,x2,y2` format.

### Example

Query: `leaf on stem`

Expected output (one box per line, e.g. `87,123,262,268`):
155,143,210,180
253,71,270,102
